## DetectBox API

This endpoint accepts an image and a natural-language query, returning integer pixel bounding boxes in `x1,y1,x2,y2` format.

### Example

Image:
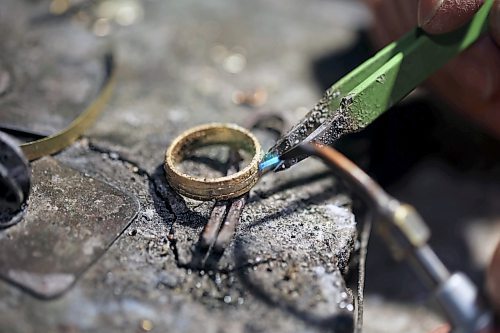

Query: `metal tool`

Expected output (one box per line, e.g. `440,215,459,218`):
295,142,493,333
194,115,286,267
260,0,494,173
0,131,31,227
195,149,248,267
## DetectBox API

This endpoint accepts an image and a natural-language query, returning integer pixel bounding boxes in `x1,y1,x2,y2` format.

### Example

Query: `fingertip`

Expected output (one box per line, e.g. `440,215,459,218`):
418,0,443,29
419,0,484,34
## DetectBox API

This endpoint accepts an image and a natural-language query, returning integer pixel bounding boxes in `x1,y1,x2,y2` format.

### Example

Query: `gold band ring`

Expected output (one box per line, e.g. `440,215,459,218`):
164,123,262,201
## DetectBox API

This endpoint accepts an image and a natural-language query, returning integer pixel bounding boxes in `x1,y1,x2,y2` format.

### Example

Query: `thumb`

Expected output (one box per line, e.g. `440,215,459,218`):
418,0,484,34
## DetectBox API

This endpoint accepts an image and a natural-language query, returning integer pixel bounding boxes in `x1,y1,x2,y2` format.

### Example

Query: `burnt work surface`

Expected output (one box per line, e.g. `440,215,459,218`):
0,157,139,299
0,140,359,333
56,141,357,333
2,0,499,332
0,0,368,332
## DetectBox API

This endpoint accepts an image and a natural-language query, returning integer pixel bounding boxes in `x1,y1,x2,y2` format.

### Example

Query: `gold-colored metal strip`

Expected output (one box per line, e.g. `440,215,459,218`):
164,123,262,201
20,54,116,161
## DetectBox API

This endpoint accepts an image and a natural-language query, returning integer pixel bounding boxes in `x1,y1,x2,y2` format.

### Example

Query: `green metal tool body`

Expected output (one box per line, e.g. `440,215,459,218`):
261,0,494,173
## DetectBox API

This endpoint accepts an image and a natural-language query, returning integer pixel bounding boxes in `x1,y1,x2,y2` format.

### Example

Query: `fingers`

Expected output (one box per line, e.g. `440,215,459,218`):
454,37,500,102
364,0,418,48
362,0,500,139
491,0,500,46
396,0,419,33
433,37,500,102
426,36,500,139
418,0,500,46
364,0,399,44
418,0,484,34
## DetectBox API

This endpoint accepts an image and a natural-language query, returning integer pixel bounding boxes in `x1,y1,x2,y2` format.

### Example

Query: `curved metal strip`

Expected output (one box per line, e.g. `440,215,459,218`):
19,53,116,161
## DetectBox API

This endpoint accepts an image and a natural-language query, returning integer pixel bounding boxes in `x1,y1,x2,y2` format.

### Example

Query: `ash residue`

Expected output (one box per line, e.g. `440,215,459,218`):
268,90,359,170
48,142,359,332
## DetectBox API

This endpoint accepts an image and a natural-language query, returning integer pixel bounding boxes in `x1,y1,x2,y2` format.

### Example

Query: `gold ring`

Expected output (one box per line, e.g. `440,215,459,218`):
164,123,262,201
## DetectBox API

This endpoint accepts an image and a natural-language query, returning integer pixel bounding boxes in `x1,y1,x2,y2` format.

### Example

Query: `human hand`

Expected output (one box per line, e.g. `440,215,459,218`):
363,0,500,138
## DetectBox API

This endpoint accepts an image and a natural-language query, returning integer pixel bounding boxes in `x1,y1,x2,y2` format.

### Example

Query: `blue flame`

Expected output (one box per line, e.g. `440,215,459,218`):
258,154,282,174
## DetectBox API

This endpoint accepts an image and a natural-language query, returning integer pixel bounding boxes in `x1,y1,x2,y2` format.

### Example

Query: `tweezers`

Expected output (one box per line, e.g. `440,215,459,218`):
259,0,494,174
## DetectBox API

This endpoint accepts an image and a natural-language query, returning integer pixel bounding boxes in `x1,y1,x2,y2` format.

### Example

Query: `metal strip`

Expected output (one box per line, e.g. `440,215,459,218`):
19,53,116,161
